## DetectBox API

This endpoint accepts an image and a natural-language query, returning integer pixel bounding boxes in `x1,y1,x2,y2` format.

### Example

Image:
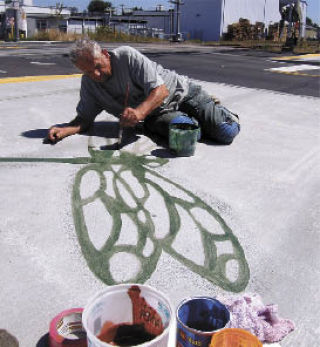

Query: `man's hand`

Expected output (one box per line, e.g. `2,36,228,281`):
48,125,81,143
119,85,169,128
48,127,69,142
120,107,144,127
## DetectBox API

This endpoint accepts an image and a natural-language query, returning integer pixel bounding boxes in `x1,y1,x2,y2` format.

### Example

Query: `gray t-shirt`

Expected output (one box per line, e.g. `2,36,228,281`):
75,46,189,128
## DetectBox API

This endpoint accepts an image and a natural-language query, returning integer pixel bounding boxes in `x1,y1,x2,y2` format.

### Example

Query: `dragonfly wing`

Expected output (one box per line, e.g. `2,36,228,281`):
72,163,163,285
144,168,250,293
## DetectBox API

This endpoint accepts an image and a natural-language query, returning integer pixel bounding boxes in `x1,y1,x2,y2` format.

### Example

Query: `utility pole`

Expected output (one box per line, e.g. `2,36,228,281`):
169,0,184,42
169,8,174,38
12,0,20,41
120,4,125,15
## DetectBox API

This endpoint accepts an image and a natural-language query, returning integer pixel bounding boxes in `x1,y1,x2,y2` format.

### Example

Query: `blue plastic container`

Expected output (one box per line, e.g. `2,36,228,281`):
176,297,230,347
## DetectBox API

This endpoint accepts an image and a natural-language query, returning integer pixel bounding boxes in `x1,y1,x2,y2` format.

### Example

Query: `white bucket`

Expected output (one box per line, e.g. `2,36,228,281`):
82,284,173,347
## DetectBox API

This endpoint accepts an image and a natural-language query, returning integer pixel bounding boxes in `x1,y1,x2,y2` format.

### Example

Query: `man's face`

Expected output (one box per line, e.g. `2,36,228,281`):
75,49,112,83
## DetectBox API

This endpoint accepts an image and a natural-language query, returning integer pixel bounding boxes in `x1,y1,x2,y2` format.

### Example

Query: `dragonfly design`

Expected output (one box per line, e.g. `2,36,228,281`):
0,137,249,293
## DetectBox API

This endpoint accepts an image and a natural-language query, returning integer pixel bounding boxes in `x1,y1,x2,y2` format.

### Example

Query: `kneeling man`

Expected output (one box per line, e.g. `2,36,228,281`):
48,40,240,145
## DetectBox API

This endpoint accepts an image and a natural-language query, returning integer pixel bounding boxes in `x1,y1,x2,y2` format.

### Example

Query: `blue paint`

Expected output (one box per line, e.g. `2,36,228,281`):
176,297,230,347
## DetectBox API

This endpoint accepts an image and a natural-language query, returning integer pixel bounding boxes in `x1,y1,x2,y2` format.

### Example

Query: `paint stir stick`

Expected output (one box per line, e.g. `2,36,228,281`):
118,82,130,149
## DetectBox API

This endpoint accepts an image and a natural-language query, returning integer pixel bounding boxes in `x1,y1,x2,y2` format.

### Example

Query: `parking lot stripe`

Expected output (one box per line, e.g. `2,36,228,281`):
271,54,320,61
269,71,320,77
264,64,320,77
267,65,320,72
0,74,82,84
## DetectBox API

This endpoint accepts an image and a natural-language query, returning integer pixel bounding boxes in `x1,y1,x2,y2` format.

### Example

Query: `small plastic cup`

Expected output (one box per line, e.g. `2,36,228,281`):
176,297,230,347
169,123,199,157
82,284,173,347
210,328,263,347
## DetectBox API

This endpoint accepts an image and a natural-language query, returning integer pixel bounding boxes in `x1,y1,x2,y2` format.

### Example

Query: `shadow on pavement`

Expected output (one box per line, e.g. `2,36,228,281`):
151,148,176,158
20,121,141,149
20,121,230,154
21,121,120,140
21,128,49,139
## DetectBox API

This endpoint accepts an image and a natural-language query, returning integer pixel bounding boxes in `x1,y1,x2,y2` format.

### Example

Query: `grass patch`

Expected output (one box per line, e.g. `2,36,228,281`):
293,40,320,54
27,29,81,41
24,28,319,54
198,39,318,54
27,28,164,43
89,26,163,43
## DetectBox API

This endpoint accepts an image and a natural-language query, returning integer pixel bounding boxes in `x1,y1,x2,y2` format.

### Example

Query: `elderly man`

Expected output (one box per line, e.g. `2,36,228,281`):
48,39,240,145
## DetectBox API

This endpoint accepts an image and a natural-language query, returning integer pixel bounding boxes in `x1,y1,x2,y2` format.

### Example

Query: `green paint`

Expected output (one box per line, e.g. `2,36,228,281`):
73,148,249,292
169,124,199,157
0,157,91,164
0,146,250,292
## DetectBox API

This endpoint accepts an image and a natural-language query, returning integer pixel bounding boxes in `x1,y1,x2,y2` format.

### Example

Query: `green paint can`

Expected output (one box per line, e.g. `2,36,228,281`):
169,123,199,157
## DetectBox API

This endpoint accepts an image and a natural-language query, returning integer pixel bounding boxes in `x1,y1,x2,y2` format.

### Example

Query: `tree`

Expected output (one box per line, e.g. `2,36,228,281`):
306,16,313,26
306,16,319,28
88,0,112,13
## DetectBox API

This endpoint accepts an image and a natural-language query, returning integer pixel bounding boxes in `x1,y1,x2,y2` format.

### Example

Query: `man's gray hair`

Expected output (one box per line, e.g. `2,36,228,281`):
69,39,102,64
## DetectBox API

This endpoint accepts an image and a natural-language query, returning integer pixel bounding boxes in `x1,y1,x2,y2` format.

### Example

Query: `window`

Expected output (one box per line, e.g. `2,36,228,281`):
36,20,48,31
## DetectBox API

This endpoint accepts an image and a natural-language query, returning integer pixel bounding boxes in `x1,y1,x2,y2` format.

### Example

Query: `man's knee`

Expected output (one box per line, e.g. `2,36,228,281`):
196,103,240,144
208,121,240,144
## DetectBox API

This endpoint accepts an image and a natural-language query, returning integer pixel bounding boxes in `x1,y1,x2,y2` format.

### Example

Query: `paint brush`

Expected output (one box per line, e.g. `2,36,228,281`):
118,82,130,149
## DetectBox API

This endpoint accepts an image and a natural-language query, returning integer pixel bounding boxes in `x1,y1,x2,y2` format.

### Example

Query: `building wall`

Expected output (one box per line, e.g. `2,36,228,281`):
222,0,281,32
133,11,171,34
181,0,223,41
181,0,281,41
68,19,99,34
21,5,70,16
26,16,36,36
299,0,307,38
0,1,5,13
305,26,319,40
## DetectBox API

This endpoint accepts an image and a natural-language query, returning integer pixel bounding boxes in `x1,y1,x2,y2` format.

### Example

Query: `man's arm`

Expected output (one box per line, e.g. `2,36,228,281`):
48,74,103,143
121,84,169,127
47,114,94,143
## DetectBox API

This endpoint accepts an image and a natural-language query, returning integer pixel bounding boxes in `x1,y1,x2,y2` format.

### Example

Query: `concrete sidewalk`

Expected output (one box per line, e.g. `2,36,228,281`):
0,76,319,346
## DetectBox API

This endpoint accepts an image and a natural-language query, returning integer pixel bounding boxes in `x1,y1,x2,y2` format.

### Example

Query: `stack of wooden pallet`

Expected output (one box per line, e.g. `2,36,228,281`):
226,18,265,41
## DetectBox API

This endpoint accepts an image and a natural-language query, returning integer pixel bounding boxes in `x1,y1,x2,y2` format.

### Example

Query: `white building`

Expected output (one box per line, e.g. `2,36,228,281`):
181,0,283,41
0,1,171,39
113,9,172,38
0,0,72,38
0,1,110,38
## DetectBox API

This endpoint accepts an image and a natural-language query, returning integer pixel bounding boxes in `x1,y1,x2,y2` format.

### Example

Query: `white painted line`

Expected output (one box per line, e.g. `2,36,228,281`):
296,57,320,62
275,148,319,184
265,64,320,72
0,70,7,73
211,52,242,57
30,61,56,66
266,59,286,64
